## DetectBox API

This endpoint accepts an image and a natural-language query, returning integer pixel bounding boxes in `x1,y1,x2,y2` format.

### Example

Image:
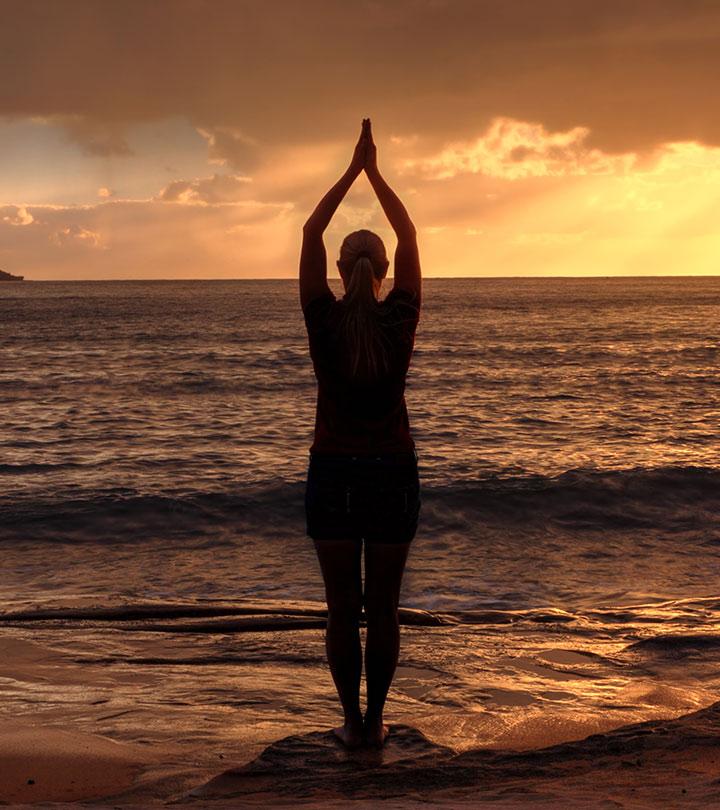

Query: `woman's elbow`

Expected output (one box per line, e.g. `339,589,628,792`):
397,224,417,241
303,218,323,235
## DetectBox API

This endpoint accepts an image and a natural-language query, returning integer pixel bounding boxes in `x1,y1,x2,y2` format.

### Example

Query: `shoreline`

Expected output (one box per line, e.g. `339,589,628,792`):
1,700,719,806
1,613,719,807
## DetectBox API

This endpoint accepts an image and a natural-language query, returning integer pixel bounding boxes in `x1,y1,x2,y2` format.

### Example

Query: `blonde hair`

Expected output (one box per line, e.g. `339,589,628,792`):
337,229,390,380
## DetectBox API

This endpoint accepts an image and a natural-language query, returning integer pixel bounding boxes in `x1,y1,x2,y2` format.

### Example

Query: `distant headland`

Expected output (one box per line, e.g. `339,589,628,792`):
0,269,24,281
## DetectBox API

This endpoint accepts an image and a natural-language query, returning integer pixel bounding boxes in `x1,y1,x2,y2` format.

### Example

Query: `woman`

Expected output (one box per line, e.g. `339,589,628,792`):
299,118,422,750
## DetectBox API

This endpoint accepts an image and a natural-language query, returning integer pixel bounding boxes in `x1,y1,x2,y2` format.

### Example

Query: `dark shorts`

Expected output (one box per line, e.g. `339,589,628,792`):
305,451,421,544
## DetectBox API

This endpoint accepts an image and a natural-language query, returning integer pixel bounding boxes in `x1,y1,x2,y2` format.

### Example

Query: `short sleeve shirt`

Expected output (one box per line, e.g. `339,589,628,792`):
303,286,421,455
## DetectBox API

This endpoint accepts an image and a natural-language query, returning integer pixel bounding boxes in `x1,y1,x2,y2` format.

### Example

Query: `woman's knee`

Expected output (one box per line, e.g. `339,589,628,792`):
327,596,363,625
363,596,399,626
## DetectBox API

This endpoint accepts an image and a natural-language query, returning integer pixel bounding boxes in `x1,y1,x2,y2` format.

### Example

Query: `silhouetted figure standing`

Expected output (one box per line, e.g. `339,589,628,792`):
300,119,422,749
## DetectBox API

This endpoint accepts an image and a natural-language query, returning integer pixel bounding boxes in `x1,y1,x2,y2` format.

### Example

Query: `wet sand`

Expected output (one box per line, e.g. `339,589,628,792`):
2,701,719,807
189,704,720,808
1,604,720,807
0,724,147,804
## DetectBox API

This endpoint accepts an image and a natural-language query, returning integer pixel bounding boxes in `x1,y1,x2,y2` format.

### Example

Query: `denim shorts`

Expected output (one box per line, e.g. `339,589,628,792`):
305,450,421,544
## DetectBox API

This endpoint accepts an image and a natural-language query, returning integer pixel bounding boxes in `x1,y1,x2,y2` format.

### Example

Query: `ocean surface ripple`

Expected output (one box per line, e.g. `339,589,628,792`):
1,277,719,614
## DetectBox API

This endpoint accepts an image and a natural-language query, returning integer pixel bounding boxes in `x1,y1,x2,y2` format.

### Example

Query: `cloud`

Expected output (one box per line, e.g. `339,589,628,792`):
642,140,720,178
50,224,103,248
34,114,133,157
156,173,254,204
4,131,720,279
3,1,720,153
197,126,260,171
2,205,34,226
399,118,636,180
0,177,300,279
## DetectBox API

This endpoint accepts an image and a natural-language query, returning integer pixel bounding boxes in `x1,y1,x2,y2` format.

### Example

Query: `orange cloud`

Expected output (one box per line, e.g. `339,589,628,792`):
4,119,720,279
399,118,637,180
196,126,260,171
50,224,103,248
3,1,720,153
2,205,34,226
33,114,133,157
0,177,299,279
156,173,254,205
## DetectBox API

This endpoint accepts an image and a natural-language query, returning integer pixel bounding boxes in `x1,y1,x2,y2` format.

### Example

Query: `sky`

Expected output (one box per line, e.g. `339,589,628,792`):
2,0,720,279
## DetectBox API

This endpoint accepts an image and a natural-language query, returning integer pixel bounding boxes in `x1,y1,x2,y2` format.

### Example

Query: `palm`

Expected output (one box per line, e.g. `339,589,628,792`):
350,118,376,173
350,120,368,170
363,119,377,171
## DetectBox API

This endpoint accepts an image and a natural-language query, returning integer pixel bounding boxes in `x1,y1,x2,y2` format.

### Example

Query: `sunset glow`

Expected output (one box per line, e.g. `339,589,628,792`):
3,3,720,804
2,1,720,278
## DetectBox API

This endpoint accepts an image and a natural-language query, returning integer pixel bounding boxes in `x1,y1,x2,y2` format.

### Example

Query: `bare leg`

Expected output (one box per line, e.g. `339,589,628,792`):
362,540,412,747
313,538,364,748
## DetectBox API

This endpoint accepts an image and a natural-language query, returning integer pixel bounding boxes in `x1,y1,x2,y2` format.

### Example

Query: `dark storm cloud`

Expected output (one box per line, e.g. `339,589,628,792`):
2,0,720,154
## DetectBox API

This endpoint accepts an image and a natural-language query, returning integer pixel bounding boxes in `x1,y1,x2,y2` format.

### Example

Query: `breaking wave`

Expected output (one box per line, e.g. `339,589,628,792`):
2,464,718,542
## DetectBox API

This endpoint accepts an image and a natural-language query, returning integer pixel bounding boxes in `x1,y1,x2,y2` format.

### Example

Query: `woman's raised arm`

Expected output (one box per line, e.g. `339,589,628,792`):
364,121,421,303
299,121,369,310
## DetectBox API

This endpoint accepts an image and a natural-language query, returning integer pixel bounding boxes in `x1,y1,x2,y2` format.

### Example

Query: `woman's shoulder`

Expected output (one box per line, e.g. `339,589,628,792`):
302,290,337,331
384,285,419,302
302,289,335,314
382,286,421,319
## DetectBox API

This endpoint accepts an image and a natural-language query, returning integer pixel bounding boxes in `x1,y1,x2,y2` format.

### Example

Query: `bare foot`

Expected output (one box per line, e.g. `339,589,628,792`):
363,716,389,748
332,720,364,749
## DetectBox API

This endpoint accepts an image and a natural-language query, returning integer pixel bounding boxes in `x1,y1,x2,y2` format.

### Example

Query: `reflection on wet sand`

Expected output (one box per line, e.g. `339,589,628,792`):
1,598,719,805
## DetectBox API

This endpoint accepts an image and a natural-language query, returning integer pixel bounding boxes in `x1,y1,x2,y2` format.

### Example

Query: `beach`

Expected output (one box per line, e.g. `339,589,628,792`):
1,607,720,807
1,278,719,806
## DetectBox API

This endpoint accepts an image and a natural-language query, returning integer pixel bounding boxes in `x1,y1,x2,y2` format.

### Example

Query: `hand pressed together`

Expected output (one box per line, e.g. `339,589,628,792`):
349,118,378,175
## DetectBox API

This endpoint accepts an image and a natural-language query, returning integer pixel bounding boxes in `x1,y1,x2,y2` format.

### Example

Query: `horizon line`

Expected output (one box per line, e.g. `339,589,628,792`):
11,274,720,282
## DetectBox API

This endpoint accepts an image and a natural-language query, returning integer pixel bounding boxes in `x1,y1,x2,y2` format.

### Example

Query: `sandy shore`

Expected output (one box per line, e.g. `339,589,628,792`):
0,724,147,804
1,701,720,807
2,607,720,807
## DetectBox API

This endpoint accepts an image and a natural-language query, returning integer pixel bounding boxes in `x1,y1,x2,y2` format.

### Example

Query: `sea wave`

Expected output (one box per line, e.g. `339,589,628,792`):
628,633,720,656
421,464,720,532
1,464,718,542
3,595,717,633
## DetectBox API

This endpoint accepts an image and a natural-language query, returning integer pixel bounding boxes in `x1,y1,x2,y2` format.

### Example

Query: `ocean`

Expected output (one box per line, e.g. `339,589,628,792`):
1,277,719,784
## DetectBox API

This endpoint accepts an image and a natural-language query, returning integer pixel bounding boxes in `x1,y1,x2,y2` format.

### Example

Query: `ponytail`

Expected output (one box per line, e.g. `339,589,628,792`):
339,256,390,380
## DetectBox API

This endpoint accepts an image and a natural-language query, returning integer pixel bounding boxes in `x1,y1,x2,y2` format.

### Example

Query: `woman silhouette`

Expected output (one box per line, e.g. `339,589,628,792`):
300,119,422,749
